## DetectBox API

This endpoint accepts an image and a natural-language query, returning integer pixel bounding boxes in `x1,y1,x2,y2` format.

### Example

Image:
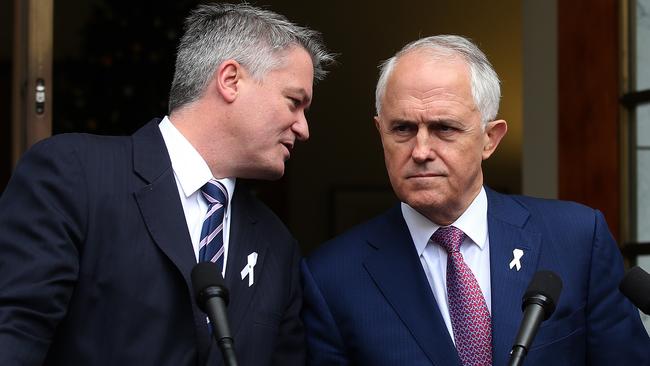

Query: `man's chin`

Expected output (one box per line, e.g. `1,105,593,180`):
244,166,285,181
265,171,285,181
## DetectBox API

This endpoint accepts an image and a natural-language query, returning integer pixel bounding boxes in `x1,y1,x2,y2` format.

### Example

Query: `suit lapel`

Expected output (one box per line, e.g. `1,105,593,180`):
132,121,197,285
363,206,462,366
223,187,269,337
131,120,211,365
134,170,196,288
204,187,269,365
485,188,541,366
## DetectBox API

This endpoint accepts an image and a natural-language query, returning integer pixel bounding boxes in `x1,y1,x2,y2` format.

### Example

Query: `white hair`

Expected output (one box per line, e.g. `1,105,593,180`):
375,35,501,125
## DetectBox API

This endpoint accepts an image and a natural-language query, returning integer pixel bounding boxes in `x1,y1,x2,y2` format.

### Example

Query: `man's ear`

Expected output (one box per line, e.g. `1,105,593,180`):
374,116,381,132
482,119,508,160
215,59,242,103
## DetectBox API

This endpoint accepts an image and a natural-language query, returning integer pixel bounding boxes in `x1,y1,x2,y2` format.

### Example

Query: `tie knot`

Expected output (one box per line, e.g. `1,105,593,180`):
431,226,465,253
201,179,228,206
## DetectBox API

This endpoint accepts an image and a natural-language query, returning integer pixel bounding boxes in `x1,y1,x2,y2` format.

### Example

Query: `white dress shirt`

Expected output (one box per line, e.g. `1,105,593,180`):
159,116,236,276
402,187,491,343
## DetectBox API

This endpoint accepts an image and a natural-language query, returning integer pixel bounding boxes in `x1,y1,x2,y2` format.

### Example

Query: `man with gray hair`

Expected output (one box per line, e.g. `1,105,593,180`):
0,3,333,366
301,35,649,365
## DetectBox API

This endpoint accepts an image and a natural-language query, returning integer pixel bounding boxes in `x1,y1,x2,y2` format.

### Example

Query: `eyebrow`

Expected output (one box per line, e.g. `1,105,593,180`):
389,118,459,125
389,118,416,124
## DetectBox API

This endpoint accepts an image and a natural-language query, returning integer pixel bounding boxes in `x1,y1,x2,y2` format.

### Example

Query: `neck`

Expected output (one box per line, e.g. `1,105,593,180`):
168,104,234,178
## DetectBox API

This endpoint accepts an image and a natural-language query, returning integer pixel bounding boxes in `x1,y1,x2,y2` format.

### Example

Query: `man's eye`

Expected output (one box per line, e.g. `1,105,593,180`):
392,124,414,133
288,97,301,108
435,124,456,133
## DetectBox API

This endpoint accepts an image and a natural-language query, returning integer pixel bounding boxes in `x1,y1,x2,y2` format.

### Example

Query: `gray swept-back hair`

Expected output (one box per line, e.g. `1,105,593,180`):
168,3,335,112
375,35,500,125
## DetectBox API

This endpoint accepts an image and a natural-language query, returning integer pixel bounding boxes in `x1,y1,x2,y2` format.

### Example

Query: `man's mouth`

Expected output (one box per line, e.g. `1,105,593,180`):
280,141,294,159
407,172,445,178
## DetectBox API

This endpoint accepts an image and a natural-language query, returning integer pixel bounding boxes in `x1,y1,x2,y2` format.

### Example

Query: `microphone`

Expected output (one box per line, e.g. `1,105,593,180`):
508,271,563,366
191,262,239,366
619,266,650,315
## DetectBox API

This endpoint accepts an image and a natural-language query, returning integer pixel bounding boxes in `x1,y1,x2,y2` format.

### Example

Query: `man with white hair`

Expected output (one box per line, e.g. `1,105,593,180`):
301,35,649,365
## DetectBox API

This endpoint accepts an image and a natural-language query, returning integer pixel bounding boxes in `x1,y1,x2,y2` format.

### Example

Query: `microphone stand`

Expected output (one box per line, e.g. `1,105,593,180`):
204,287,238,366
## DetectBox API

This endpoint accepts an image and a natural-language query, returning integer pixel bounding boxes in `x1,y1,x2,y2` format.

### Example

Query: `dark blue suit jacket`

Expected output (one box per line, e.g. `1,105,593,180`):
302,188,650,365
0,120,304,365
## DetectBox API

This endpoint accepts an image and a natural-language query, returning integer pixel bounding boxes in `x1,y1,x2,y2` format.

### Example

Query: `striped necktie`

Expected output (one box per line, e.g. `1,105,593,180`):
199,179,228,272
431,225,492,366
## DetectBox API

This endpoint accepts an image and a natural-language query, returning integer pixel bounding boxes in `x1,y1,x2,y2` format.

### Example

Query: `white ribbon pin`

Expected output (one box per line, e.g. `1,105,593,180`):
240,252,258,287
509,249,524,271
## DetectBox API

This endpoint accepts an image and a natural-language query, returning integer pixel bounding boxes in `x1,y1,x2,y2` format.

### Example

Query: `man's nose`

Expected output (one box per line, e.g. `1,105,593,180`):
412,129,434,163
293,112,309,141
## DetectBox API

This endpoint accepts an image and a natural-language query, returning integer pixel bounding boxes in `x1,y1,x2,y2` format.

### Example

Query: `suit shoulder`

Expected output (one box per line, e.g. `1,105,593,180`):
25,133,130,160
510,194,599,221
512,194,592,210
488,188,596,216
488,189,604,235
307,206,399,267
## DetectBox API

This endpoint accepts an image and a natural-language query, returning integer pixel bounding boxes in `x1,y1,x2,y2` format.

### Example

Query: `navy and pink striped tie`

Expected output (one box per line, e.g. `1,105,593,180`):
431,225,492,366
199,179,228,271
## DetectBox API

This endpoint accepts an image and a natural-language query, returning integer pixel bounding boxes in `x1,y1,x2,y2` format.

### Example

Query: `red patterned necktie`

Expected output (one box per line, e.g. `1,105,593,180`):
431,226,492,366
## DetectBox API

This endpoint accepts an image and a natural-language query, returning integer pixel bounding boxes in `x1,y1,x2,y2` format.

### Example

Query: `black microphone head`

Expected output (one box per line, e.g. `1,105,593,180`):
191,262,229,312
522,271,563,320
619,266,650,315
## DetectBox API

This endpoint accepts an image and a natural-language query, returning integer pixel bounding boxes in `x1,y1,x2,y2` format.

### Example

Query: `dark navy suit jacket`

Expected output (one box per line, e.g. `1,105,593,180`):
302,188,650,365
0,120,304,365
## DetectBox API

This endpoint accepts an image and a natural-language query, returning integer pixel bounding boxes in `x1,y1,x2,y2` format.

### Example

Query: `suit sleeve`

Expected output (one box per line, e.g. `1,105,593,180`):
586,210,650,364
271,241,306,366
301,259,350,365
0,137,86,365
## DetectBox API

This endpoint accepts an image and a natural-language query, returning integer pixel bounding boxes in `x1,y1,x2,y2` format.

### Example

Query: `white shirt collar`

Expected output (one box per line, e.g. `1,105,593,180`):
158,116,236,200
402,186,488,256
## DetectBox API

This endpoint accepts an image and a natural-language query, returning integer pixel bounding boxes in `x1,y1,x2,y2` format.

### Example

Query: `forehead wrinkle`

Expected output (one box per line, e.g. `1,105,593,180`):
385,52,478,111
388,92,477,118
387,78,476,104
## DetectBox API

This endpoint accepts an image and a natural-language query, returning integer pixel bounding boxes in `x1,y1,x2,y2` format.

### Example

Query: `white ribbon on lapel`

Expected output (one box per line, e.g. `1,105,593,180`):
509,249,524,271
240,252,258,287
